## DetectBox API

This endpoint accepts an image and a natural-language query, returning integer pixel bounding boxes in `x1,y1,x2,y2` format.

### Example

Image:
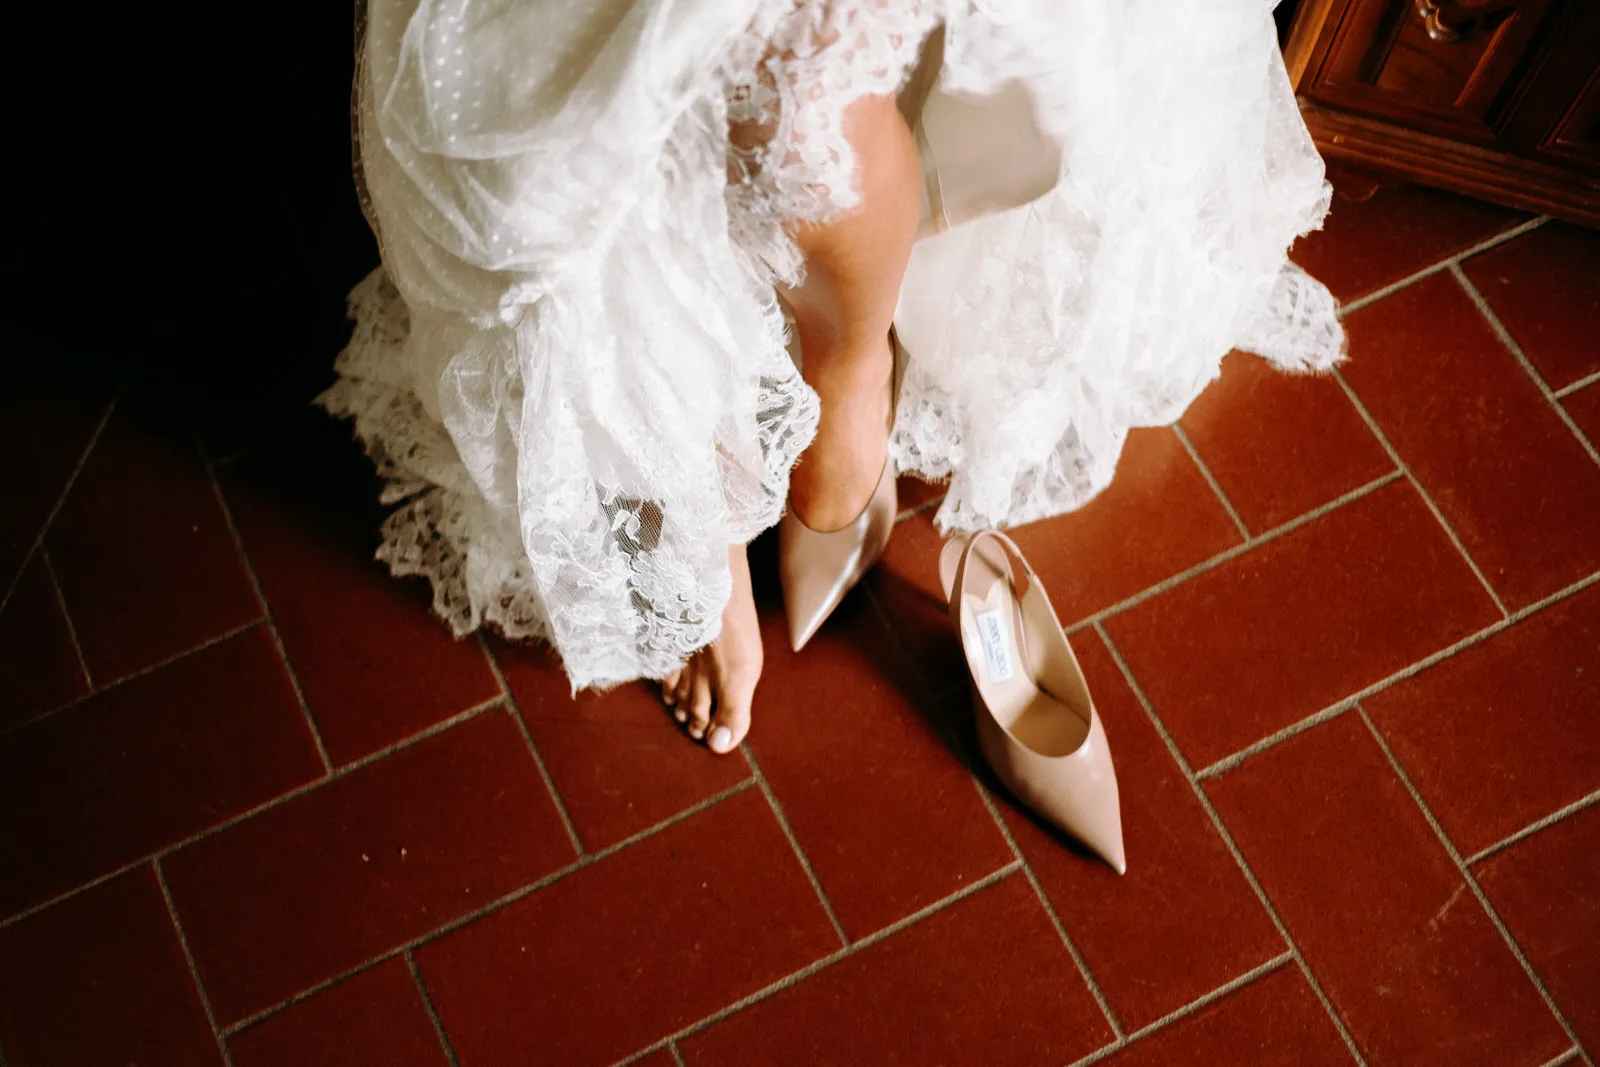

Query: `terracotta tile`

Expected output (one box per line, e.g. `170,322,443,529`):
1322,162,1390,202
1564,381,1600,449
1474,802,1600,1053
46,405,260,684
1007,428,1242,624
416,788,837,1067
494,640,749,851
1290,182,1526,302
1341,273,1600,610
0,553,88,732
0,362,111,594
630,1053,679,1067
871,510,965,692
872,428,1241,693
229,959,449,1067
895,472,945,515
0,867,223,1067
1092,964,1353,1067
0,627,324,921
219,434,500,764
1461,221,1600,391
1105,480,1498,770
162,710,575,1024
999,630,1282,1031
747,545,1013,940
1178,352,1394,533
680,874,1111,1067
1206,714,1569,1067
1365,581,1600,857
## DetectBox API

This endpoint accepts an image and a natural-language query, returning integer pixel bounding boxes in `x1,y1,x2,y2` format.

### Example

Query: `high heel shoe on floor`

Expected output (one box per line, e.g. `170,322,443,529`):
779,330,906,652
939,530,1127,875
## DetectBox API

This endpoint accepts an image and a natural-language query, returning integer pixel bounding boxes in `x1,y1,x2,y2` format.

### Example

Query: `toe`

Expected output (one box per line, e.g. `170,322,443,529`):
661,670,681,706
688,671,713,740
706,686,752,755
673,668,694,721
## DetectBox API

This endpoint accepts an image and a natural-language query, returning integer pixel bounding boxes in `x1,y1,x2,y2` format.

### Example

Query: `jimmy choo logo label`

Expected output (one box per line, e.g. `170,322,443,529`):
975,608,1014,684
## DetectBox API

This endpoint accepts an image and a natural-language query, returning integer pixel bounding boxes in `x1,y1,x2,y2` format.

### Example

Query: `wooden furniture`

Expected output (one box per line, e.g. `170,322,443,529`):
1284,0,1600,226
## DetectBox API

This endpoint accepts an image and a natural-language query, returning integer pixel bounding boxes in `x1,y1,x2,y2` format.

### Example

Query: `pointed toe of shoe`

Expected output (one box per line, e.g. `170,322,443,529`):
1021,767,1127,876
1074,808,1127,876
785,597,825,653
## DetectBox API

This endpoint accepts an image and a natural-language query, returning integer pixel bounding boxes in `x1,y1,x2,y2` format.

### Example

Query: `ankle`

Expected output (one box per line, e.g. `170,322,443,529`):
800,332,894,404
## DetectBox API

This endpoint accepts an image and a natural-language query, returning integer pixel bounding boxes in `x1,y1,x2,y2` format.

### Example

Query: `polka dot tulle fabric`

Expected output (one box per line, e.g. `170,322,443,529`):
322,0,1342,689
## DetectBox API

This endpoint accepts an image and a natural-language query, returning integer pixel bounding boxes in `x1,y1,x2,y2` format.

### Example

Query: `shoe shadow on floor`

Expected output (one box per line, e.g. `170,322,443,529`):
856,561,1106,867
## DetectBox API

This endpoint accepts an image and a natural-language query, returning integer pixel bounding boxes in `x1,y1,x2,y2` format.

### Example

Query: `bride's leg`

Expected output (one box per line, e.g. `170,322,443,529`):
661,544,762,752
659,93,919,753
784,92,922,530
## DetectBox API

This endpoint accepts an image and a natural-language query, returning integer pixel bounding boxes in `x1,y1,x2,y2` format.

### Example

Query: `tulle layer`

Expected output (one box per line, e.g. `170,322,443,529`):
325,0,1343,690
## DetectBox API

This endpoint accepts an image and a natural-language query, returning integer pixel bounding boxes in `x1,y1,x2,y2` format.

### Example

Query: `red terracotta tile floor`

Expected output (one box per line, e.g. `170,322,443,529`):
3,185,1598,1067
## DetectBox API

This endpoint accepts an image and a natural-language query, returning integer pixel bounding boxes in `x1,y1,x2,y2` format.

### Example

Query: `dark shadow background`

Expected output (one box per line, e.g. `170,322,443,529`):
0,1,1299,433
1,5,374,443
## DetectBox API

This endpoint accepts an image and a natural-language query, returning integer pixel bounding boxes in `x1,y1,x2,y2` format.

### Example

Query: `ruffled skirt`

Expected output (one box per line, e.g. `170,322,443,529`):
321,0,1344,690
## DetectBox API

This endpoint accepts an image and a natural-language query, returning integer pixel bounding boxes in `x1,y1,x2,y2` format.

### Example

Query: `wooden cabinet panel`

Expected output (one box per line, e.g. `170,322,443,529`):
1288,0,1600,227
1502,0,1600,169
1305,0,1558,141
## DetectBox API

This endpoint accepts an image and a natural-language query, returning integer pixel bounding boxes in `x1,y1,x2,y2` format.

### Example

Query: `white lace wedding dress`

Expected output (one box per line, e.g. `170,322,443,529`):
321,0,1344,691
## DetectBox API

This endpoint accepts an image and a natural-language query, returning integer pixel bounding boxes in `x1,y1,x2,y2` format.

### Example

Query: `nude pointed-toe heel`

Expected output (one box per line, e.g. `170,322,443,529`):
779,330,907,652
939,530,1126,875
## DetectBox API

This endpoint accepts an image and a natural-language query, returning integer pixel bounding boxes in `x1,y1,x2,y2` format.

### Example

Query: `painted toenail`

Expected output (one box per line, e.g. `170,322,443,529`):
690,726,705,740
675,709,687,723
709,726,733,753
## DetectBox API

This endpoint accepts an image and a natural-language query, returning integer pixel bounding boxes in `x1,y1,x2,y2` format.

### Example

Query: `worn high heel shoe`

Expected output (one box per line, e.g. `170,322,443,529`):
939,530,1126,874
779,330,906,652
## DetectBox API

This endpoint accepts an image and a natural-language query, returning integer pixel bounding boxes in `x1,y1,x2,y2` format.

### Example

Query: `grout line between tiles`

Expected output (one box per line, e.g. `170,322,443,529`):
38,547,94,693
0,617,269,742
1094,622,1371,1067
479,635,587,858
1063,951,1296,1067
1333,216,1549,320
971,780,1126,1040
1195,705,1354,781
0,696,508,935
1195,567,1600,780
221,779,758,1039
1356,707,1591,1061
1553,369,1600,401
894,489,947,525
204,445,258,473
154,859,237,1067
1466,787,1600,867
608,861,1024,1067
1330,365,1510,618
668,1040,688,1067
743,747,850,948
207,466,335,774
1537,1047,1582,1067
0,395,116,616
406,949,464,1067
1062,470,1404,639
0,617,268,742
1172,423,1251,541
1450,263,1600,468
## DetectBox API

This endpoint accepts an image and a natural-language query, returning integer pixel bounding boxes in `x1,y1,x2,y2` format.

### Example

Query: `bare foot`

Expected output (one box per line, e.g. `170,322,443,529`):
659,543,763,753
788,330,895,531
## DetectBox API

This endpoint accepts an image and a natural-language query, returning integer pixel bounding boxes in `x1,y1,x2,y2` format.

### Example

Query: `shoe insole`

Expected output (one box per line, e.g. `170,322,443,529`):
957,540,1090,759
